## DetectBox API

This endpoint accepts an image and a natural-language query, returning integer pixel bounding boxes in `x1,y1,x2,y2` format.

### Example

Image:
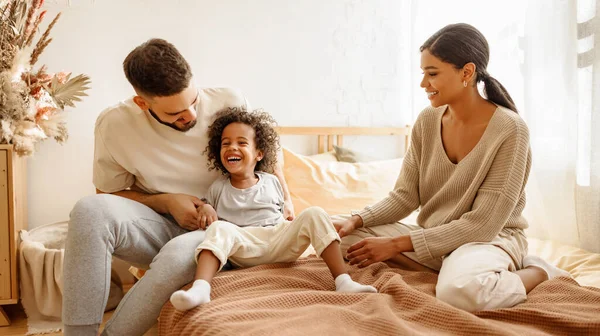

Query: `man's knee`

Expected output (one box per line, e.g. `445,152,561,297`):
149,230,206,281
68,194,117,236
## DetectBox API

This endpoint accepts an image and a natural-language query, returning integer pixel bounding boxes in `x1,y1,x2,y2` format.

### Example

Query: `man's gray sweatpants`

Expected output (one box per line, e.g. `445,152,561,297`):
62,194,205,336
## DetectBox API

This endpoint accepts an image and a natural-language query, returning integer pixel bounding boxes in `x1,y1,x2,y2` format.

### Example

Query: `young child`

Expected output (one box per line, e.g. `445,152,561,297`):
169,107,377,311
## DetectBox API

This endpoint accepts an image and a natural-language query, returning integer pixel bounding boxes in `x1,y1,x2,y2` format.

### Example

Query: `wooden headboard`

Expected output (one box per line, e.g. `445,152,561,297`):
275,126,412,154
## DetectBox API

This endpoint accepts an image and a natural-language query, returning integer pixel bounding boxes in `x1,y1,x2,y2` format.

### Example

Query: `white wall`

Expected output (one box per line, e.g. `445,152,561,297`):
28,0,414,228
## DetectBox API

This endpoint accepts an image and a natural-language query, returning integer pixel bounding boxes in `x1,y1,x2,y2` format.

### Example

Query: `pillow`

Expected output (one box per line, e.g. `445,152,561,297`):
308,151,338,162
282,147,403,216
332,145,377,163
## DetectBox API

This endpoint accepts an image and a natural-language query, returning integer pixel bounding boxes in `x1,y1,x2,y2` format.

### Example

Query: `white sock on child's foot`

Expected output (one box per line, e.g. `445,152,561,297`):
335,274,377,293
523,255,571,280
169,279,211,311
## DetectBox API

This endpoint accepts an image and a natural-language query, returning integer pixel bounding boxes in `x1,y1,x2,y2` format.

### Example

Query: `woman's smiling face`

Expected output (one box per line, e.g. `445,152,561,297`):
419,48,466,108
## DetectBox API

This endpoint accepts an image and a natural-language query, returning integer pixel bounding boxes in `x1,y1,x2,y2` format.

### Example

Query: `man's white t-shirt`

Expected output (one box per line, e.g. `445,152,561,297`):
93,87,250,199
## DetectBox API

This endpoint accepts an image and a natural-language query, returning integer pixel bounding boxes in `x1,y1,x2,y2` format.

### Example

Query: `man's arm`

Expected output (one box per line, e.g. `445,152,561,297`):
96,185,204,230
96,186,170,214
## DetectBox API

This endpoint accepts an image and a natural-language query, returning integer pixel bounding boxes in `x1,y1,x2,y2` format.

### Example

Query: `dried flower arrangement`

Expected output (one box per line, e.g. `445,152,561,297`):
0,0,90,156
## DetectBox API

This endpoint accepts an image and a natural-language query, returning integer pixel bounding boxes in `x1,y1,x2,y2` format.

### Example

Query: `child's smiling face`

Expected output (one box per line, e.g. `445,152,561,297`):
220,122,264,176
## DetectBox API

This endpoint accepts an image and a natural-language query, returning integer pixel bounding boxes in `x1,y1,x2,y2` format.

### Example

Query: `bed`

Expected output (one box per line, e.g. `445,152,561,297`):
155,126,600,335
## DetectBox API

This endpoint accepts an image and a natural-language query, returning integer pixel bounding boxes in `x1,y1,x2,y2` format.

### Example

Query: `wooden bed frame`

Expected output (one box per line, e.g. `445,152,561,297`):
275,126,412,154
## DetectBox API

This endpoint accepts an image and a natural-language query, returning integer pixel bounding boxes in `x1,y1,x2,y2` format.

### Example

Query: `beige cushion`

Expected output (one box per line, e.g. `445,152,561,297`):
308,151,338,162
282,147,403,216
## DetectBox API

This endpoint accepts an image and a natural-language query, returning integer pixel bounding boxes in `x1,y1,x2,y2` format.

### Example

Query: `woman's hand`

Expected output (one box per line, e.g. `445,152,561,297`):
332,215,362,237
197,204,218,230
346,237,400,267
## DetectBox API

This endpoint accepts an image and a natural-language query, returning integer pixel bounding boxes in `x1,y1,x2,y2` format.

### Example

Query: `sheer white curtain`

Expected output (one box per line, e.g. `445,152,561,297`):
575,0,600,253
520,0,580,247
406,0,600,252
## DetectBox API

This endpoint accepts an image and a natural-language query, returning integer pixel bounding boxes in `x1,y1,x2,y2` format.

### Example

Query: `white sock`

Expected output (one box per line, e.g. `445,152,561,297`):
523,255,571,280
334,274,377,293
169,279,211,311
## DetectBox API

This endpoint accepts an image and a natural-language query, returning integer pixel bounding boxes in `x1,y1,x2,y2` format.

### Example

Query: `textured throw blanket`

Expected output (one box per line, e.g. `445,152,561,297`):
159,256,600,336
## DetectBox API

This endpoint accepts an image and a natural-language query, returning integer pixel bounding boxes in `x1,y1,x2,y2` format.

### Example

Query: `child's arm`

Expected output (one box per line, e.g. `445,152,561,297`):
272,162,295,220
198,179,223,229
198,203,218,230
270,174,286,216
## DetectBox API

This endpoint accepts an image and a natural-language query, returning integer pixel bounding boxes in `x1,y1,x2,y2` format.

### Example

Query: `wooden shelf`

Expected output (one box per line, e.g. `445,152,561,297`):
0,145,27,326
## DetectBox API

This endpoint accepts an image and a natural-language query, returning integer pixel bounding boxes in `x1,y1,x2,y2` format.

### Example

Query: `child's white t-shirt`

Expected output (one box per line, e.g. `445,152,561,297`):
93,87,249,199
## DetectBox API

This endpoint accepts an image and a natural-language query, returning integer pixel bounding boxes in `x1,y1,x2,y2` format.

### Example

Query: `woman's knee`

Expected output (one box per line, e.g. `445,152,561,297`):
436,275,487,312
436,242,526,311
436,272,525,312
436,244,498,311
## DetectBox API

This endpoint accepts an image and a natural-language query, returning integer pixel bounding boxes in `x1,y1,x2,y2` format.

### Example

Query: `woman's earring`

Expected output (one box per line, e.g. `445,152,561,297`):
463,80,467,88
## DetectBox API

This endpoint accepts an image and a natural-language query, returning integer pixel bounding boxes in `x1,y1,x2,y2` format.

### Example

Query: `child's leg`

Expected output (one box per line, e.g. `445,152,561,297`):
320,240,377,293
194,250,222,282
170,250,220,311
170,221,250,311
319,240,347,278
269,207,377,293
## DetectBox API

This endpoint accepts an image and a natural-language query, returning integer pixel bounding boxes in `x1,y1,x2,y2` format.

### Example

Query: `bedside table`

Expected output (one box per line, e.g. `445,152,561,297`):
0,145,27,326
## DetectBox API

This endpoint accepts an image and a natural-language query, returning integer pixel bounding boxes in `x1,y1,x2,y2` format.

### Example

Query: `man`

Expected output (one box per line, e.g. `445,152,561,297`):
62,38,294,336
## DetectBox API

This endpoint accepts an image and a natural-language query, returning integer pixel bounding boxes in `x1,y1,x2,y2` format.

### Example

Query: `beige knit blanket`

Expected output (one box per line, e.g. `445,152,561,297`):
159,256,600,336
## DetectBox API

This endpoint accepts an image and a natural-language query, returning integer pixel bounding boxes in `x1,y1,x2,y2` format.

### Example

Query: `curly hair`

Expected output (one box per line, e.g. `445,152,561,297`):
205,107,280,175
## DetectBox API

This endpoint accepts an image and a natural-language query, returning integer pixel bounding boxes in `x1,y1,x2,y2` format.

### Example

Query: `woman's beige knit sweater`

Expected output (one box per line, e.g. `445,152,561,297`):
359,105,532,262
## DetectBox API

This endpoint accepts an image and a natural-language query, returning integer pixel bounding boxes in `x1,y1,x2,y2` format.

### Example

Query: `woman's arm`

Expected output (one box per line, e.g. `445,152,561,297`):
357,120,423,228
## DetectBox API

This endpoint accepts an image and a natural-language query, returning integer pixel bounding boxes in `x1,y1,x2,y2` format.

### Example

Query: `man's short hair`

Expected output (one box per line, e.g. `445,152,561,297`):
123,38,192,97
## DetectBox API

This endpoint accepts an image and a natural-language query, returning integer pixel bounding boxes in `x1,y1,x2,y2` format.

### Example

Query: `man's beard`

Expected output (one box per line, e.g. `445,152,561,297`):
148,109,197,132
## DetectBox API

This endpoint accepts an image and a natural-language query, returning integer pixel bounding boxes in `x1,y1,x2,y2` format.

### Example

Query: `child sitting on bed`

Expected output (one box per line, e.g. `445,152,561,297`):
169,107,377,311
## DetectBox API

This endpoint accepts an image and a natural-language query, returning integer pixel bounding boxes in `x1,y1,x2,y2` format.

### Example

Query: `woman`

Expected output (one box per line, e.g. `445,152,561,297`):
333,23,570,312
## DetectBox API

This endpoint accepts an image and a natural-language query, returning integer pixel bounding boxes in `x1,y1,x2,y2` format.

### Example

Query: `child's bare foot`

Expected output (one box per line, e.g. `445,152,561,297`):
335,274,377,293
170,279,211,311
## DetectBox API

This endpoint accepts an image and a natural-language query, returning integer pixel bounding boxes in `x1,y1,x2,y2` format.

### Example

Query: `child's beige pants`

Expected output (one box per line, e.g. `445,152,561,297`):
196,206,340,270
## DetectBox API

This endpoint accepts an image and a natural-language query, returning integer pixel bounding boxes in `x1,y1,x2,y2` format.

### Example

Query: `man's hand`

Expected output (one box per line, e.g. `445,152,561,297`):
283,200,295,220
197,204,218,230
166,194,204,230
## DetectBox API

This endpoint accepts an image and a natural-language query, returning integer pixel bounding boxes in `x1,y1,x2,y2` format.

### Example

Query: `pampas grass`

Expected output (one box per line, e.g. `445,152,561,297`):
30,11,59,66
0,0,90,156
